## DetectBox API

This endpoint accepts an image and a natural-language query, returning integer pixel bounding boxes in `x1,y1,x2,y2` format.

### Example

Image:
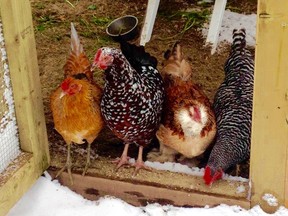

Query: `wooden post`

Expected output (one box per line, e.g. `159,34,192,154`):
0,0,49,169
0,0,50,215
250,0,288,213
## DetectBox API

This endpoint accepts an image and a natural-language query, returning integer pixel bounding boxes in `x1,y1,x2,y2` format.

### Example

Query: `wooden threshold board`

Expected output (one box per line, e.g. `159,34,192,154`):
48,156,250,209
0,152,33,187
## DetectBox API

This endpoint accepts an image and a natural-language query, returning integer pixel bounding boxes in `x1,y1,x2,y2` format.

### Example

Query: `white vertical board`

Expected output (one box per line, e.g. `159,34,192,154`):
140,0,160,46
205,0,227,54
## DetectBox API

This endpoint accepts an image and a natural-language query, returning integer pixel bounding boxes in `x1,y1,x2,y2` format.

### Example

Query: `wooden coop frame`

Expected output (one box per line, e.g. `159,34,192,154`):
0,0,287,215
0,0,50,215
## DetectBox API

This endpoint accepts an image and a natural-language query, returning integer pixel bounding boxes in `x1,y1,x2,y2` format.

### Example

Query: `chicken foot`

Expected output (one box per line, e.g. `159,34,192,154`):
112,143,131,170
132,146,152,177
55,144,73,185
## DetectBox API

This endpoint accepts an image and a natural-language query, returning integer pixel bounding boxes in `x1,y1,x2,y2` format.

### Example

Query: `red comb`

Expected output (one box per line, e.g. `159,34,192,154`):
94,49,102,63
61,78,71,91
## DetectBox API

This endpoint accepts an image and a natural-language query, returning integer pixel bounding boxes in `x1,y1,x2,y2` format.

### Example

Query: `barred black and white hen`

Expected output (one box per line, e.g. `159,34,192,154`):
204,29,254,185
92,40,164,175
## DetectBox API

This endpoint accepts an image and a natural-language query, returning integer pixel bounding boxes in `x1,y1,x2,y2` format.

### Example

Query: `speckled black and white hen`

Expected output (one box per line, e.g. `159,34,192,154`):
204,29,254,185
92,40,164,174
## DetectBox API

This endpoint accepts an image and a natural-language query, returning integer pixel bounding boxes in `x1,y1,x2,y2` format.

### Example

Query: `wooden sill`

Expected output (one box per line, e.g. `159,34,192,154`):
48,156,250,209
0,152,37,216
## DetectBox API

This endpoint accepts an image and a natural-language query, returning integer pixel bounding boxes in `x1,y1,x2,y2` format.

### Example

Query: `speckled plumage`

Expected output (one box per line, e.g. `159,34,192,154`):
100,46,164,148
205,29,254,183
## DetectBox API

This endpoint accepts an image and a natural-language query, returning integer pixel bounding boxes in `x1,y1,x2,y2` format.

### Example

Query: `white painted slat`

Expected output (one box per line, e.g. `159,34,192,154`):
205,0,227,54
140,0,160,46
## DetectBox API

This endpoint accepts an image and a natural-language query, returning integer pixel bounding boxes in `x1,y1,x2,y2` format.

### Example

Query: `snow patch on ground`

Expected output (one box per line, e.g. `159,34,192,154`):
202,10,257,49
130,159,249,183
144,160,204,177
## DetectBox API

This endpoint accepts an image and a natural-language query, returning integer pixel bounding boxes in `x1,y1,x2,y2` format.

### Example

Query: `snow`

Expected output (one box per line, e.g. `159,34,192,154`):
134,159,248,183
262,194,279,207
7,172,288,216
236,185,246,194
0,20,20,173
202,10,257,50
144,160,205,177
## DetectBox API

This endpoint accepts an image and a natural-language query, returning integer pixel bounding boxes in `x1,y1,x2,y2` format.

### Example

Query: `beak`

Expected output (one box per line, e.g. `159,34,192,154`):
91,62,97,72
59,91,66,99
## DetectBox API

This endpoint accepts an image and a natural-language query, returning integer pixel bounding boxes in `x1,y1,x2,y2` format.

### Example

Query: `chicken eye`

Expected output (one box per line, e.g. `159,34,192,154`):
70,83,77,89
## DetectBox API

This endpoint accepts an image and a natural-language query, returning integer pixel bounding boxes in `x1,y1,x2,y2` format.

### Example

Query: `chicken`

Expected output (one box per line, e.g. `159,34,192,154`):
92,39,164,175
147,43,216,164
204,29,254,185
50,23,103,184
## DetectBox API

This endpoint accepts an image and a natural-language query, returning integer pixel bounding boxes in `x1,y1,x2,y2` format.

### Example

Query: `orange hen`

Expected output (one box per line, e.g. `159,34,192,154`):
147,43,216,164
50,23,103,184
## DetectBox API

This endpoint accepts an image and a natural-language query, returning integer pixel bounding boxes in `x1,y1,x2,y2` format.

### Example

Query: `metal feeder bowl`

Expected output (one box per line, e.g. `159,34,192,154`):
106,15,139,41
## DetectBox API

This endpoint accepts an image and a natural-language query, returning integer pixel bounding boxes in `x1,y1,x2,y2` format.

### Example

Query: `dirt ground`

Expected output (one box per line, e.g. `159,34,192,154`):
31,0,257,178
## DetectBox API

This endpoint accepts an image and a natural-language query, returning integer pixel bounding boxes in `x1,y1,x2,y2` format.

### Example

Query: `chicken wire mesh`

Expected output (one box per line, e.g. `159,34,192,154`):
0,20,21,174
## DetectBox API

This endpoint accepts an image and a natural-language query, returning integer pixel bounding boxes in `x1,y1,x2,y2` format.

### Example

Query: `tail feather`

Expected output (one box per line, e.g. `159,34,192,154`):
70,22,83,56
162,42,192,81
63,23,92,81
119,38,157,72
171,42,182,61
164,42,182,61
231,28,246,52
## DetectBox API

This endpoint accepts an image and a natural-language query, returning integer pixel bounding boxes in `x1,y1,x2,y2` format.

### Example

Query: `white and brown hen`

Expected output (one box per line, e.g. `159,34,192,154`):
147,43,216,165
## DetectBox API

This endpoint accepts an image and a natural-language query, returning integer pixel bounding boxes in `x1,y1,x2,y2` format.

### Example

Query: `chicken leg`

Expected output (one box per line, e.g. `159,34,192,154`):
133,146,152,177
55,144,73,185
113,143,130,170
82,142,92,176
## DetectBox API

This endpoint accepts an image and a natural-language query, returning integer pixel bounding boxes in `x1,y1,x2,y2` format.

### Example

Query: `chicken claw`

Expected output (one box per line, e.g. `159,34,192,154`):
112,157,131,170
132,161,152,177
112,143,131,170
132,146,152,177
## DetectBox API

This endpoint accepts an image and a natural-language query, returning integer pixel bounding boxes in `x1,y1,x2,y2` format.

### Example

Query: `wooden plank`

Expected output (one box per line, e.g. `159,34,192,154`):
0,45,9,123
250,0,288,213
0,153,39,216
205,0,227,54
140,0,160,46
49,155,250,209
49,170,250,209
0,0,49,168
